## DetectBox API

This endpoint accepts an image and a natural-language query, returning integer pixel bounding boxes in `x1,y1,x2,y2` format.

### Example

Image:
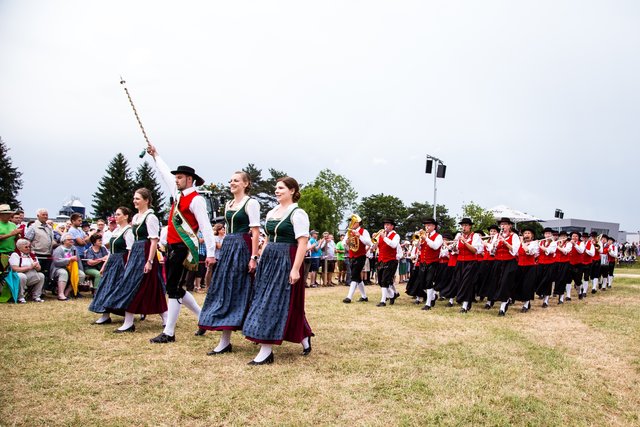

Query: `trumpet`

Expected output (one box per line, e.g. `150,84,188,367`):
371,229,384,245
412,230,426,242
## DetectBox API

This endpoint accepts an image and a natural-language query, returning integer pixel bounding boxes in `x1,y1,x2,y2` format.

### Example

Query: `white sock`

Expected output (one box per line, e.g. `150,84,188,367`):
500,302,508,312
462,301,469,310
559,294,564,302
566,284,572,298
160,311,168,326
427,288,435,306
96,313,111,323
380,289,387,303
118,312,135,330
347,282,357,300
181,291,201,316
592,278,598,291
523,301,530,309
301,336,310,350
608,275,613,287
543,296,550,304
163,298,182,336
601,277,608,287
254,344,273,362
581,281,588,293
449,298,454,305
214,330,232,352
357,282,367,298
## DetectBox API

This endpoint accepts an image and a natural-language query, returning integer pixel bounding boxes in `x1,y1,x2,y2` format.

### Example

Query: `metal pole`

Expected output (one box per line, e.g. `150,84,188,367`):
433,160,437,220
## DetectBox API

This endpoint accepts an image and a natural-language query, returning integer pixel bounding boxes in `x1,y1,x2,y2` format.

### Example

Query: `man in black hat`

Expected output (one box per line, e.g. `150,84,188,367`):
554,230,573,303
490,217,521,316
410,218,443,310
453,218,482,313
147,143,216,343
605,236,618,288
588,231,602,294
372,218,400,307
535,227,557,308
579,232,595,299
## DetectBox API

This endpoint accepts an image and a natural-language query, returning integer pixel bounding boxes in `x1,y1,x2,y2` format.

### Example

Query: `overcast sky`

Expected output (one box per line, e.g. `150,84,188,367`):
1,1,638,231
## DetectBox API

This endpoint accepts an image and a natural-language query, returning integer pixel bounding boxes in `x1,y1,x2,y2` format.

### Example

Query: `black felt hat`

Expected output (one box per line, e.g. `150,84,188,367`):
458,218,473,226
498,217,514,225
422,218,438,226
381,218,396,226
171,165,205,186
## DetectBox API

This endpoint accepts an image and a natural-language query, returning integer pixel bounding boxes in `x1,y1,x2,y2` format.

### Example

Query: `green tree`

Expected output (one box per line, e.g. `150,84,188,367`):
356,194,407,235
0,137,23,208
460,201,496,232
298,186,337,234
311,169,358,222
405,202,456,237
92,153,135,219
242,163,288,220
135,161,166,221
517,220,543,238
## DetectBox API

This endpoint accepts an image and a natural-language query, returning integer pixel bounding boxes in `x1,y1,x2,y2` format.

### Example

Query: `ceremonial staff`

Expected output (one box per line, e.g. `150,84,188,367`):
119,76,151,158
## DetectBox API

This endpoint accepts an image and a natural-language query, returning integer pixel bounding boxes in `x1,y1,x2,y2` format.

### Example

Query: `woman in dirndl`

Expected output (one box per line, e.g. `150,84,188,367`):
89,206,134,324
107,188,167,333
199,171,260,355
242,177,313,365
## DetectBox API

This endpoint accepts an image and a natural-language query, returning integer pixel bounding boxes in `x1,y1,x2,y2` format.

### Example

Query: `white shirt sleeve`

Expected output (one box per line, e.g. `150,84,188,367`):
509,234,521,257
291,209,310,239
560,241,572,254
246,198,261,228
160,226,168,247
8,252,20,268
153,155,177,197
189,194,216,257
124,228,135,250
425,233,443,250
574,241,585,254
585,242,595,257
383,232,400,249
146,214,160,239
359,228,372,247
525,241,540,256
471,234,483,253
544,240,557,255
609,246,618,257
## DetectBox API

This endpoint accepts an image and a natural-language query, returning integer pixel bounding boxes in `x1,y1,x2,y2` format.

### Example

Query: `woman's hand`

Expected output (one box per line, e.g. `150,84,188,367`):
143,259,152,274
289,268,300,285
248,258,257,273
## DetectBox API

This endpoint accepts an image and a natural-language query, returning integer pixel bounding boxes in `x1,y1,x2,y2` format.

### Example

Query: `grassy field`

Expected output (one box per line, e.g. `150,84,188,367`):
2,278,640,426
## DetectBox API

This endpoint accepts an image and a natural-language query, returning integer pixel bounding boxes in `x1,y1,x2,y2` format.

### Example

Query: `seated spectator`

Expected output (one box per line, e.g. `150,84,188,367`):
51,233,86,301
53,223,65,245
8,239,45,303
83,234,109,290
0,204,20,272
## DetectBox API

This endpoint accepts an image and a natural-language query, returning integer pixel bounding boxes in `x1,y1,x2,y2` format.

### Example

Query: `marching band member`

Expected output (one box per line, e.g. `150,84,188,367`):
580,233,595,299
606,236,618,288
436,233,459,308
568,231,586,300
513,227,539,312
373,218,400,307
554,231,572,303
415,219,443,310
535,227,557,308
405,238,424,304
453,218,482,313
599,235,609,290
434,233,452,303
342,215,372,304
146,144,216,344
588,232,602,294
490,217,521,316
476,224,499,304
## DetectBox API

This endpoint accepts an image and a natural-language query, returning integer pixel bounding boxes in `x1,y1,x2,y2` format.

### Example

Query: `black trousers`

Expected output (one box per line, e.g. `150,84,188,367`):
166,243,190,299
377,260,398,288
350,256,366,281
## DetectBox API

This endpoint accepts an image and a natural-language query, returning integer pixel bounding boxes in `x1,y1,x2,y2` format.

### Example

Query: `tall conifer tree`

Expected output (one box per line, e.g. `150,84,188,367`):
0,137,23,208
92,153,135,219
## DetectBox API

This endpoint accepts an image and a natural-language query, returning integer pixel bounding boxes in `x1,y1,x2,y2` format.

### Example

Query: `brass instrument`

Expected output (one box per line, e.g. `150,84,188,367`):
347,214,361,252
412,230,427,242
371,229,384,245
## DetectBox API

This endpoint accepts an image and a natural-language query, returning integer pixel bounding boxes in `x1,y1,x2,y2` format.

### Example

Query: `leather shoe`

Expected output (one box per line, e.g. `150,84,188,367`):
194,328,206,336
357,297,368,302
248,352,274,365
150,332,175,343
207,343,232,356
484,304,492,310
113,324,135,333
302,336,312,356
498,310,506,317
566,297,572,301
521,306,529,313
94,318,112,325
342,298,352,304
376,302,386,307
460,308,468,313
591,289,597,294
389,295,396,305
421,305,431,311
446,302,454,307
542,302,549,308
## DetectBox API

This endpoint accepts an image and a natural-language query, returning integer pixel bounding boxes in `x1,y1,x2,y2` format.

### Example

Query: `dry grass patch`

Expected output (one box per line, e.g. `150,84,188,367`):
1,279,639,426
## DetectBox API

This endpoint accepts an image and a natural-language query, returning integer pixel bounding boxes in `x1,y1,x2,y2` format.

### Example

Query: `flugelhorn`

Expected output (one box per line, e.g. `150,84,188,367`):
371,229,384,245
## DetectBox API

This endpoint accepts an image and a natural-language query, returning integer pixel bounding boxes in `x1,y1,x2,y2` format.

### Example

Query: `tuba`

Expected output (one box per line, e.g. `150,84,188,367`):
347,214,361,252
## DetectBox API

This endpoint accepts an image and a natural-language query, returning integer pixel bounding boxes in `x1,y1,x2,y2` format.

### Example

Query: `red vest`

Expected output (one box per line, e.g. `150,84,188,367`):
591,240,600,262
457,233,476,262
569,242,583,265
517,243,537,266
582,240,593,265
377,231,397,263
494,233,516,261
447,253,458,267
607,245,617,263
538,241,555,265
348,228,367,258
555,241,569,263
419,232,440,264
167,191,199,245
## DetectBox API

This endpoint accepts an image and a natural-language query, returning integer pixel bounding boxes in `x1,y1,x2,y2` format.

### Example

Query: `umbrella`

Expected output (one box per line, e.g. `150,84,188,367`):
488,205,541,223
67,260,79,296
0,270,20,303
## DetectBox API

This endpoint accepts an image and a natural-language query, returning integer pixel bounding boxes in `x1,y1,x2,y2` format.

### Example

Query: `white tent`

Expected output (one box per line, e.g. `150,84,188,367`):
489,205,541,223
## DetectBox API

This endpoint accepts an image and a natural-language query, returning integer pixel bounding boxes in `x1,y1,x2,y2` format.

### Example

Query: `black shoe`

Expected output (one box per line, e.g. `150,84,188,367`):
578,293,584,300
558,299,564,305
591,289,597,294
521,307,529,313
542,302,549,308
248,352,274,365
376,302,386,307
460,308,468,313
342,298,352,304
421,305,431,311
194,328,206,336
207,343,232,356
140,314,146,321
413,300,422,305
394,292,400,299
113,324,135,334
302,336,312,356
484,303,492,310
93,318,112,325
446,302,454,308
150,332,175,343
389,295,396,305
498,310,506,317
358,297,368,302
566,297,572,302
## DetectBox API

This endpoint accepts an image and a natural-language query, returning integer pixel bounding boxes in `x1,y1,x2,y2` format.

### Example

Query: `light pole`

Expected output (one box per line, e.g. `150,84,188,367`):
425,155,446,220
